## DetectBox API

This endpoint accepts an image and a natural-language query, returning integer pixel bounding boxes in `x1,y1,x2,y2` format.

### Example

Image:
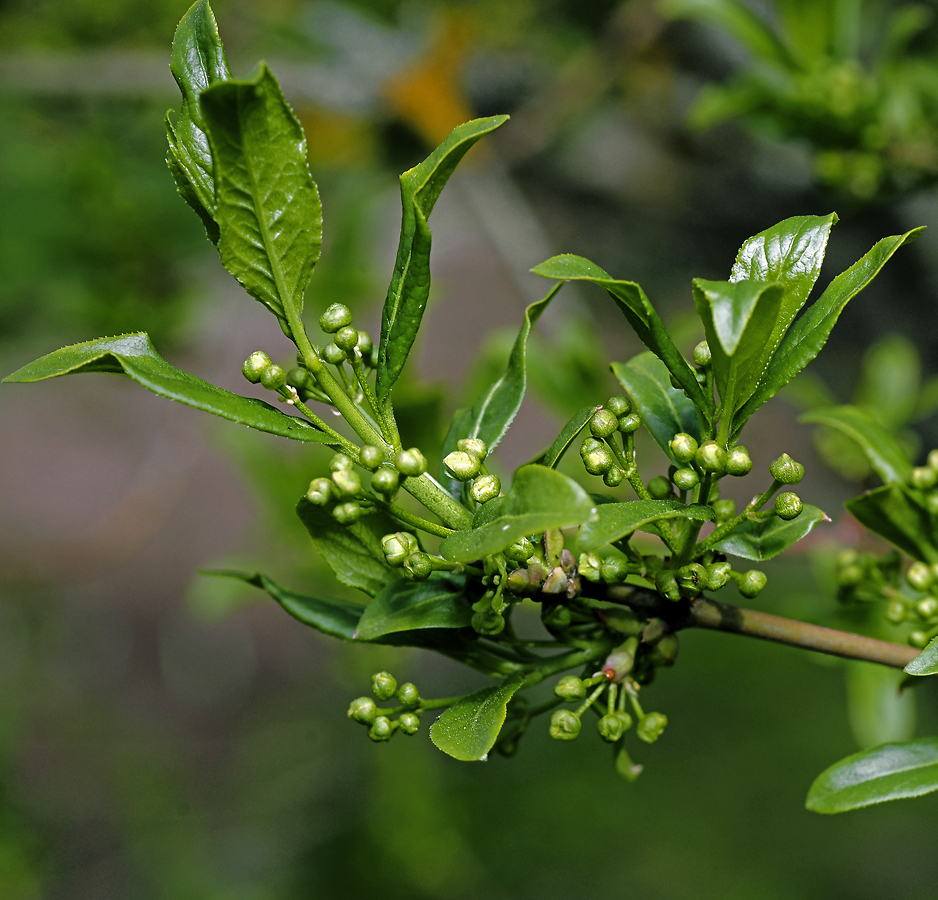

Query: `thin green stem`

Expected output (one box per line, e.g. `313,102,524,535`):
373,497,455,538
285,390,358,452
693,479,782,557
351,354,396,445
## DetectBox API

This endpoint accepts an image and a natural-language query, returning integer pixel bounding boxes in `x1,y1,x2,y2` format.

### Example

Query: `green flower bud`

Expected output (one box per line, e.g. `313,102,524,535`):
927,494,938,516
916,597,938,619
837,565,865,588
774,492,803,520
471,608,505,635
637,711,668,744
606,395,632,417
306,477,334,506
577,552,602,582
725,446,753,477
590,408,619,438
398,712,420,735
403,551,433,581
260,364,286,391
334,325,359,353
770,453,804,485
601,557,630,583
909,466,938,490
457,437,488,461
443,450,481,481
549,709,581,741
504,537,534,564
677,563,707,591
356,330,373,355
670,433,698,464
332,468,362,497
603,466,625,487
928,449,938,471
583,446,614,475
330,453,354,472
242,350,272,384
332,501,361,525
706,562,733,590
738,569,768,598
359,445,384,471
886,599,907,624
322,342,346,365
649,633,679,666
603,637,638,681
397,682,421,708
906,561,933,592
673,467,699,491
286,365,314,392
382,532,418,567
348,696,378,725
598,711,633,743
372,671,397,701
693,341,711,366
695,441,727,475
368,716,393,742
394,448,427,477
655,570,681,602
319,303,353,334
648,476,674,500
554,675,587,701
542,603,572,630
469,474,500,504
909,630,932,649
712,499,736,524
371,467,400,495
618,413,642,434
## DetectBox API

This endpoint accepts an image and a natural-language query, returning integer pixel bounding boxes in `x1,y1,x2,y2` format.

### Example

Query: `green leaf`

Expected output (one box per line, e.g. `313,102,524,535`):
430,672,525,761
376,115,509,401
715,504,828,560
579,500,713,552
801,406,911,484
200,63,322,324
692,278,785,418
846,485,938,564
2,333,334,443
732,227,924,440
355,573,472,640
611,352,701,459
439,465,597,563
905,637,938,676
536,404,596,469
533,255,713,419
165,0,231,243
212,569,362,640
295,499,403,597
806,738,938,813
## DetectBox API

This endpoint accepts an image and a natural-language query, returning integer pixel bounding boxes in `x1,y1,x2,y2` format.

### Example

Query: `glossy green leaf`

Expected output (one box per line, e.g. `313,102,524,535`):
801,406,911,484
905,637,938,676
295,499,402,597
533,255,712,418
376,115,509,401
430,672,525,761
165,0,230,243
200,63,322,324
611,352,701,459
579,500,713,552
439,465,597,563
846,661,916,750
356,573,471,640
806,737,938,813
732,228,924,440
846,485,938,564
536,404,596,469
715,504,828,560
2,333,334,443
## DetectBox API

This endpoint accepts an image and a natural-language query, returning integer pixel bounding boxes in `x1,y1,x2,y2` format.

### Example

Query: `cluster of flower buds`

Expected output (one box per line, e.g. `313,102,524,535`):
381,531,437,581
318,303,377,368
662,432,753,485
905,449,938,514
505,530,580,600
443,438,500,503
578,396,641,486
348,671,423,741
306,452,367,524
242,350,290,394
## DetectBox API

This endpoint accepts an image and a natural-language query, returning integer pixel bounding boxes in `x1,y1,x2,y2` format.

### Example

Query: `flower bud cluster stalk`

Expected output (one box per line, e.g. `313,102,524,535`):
579,397,650,498
348,671,425,742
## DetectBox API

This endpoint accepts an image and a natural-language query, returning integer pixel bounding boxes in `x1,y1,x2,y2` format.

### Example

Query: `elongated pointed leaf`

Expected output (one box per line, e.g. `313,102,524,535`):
439,465,597,562
165,0,231,242
806,738,938,813
376,115,509,400
579,500,713,552
715,504,828,560
200,63,322,324
612,353,701,459
846,485,938,564
801,406,911,484
905,637,938,676
356,573,471,640
430,672,525,761
533,255,712,418
732,228,923,439
536,405,596,469
295,499,402,597
2,333,334,443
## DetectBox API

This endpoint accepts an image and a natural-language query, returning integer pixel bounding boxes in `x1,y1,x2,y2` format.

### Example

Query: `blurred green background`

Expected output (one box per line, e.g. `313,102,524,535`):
2,0,938,897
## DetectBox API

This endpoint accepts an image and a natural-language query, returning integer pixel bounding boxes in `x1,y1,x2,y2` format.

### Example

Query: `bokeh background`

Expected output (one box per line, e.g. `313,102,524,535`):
2,0,938,897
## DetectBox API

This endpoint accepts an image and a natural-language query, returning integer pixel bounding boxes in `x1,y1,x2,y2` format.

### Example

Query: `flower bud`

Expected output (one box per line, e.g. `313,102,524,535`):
670,433,698,464
372,671,397,701
242,350,272,383
673,467,699,491
580,437,603,457
603,466,625,487
603,637,638,681
330,453,354,472
590,408,619,438
601,557,629,583
583,446,614,475
649,633,679,666
606,395,632,417
916,597,938,619
504,537,534,564
443,450,481,481
332,469,362,497
598,711,633,743
371,467,400,495
677,563,707,591
618,413,642,434
909,630,932,649
348,696,377,725
886,599,907,624
260,364,286,391
398,712,420,735
655,570,681,601
928,449,938,471
549,709,581,741
725,446,753,477
306,477,334,506
774,492,803,520
457,437,488,461
319,303,353,334
637,711,668,744
542,603,572,629
322,342,346,364
648,476,674,500
554,675,587,701
770,453,804,485
333,501,361,525
695,441,727,475
909,466,938,490
394,448,427,477
382,532,418,567
693,341,711,366
334,326,359,353
359,445,384,471
397,682,421,708
471,609,505,635
738,569,768,598
286,365,314,392
906,561,933,591
368,716,393,742
706,561,733,590
469,474,500,504
578,552,602,582
712,499,736,523
403,552,433,581
356,330,373,355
